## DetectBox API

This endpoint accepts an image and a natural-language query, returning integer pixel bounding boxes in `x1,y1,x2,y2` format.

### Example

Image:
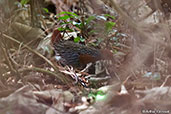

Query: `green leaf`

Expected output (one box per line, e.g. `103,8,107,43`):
58,11,78,17
57,27,65,31
59,22,66,25
65,27,74,32
56,11,78,19
88,91,106,101
43,8,49,13
20,0,30,5
74,24,81,29
58,15,70,20
96,93,106,101
104,14,115,20
105,21,116,31
74,37,80,43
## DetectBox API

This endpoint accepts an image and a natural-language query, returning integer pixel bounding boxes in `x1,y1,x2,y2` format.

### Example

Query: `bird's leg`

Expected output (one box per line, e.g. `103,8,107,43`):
59,66,80,83
80,63,93,72
67,66,78,84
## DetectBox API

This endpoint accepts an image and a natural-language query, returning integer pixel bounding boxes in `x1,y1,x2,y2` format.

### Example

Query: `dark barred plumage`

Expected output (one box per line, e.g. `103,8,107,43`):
51,29,113,68
53,41,101,68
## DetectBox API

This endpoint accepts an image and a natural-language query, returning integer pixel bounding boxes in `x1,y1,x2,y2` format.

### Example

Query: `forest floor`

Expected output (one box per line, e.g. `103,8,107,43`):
0,0,171,114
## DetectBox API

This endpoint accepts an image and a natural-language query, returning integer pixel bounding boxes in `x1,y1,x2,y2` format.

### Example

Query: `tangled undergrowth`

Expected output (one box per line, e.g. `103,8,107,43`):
0,0,171,114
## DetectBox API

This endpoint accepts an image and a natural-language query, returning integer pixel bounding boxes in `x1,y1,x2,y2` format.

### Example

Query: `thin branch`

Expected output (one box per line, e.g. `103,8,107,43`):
2,33,56,70
1,33,70,83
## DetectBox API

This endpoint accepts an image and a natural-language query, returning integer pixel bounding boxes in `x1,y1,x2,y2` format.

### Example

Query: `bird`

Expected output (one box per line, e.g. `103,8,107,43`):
51,29,113,68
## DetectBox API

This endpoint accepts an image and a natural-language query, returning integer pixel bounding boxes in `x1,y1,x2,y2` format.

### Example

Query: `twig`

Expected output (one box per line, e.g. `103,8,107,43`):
2,33,55,69
3,66,72,84
0,46,15,75
88,76,111,83
160,75,171,87
1,33,69,83
0,34,21,79
19,67,66,81
59,66,80,83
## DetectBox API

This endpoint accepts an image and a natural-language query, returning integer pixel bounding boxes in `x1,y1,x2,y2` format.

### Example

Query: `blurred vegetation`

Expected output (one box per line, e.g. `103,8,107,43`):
1,0,171,113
